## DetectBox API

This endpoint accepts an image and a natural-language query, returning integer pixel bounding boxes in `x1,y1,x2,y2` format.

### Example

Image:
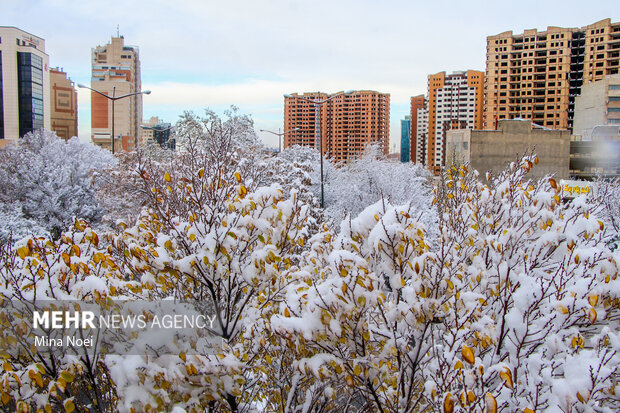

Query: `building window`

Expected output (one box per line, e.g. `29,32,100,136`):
17,52,44,137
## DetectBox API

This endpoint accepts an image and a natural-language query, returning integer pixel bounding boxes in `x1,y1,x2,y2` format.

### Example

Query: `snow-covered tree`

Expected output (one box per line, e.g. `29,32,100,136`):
1,112,619,413
279,144,435,230
0,130,114,241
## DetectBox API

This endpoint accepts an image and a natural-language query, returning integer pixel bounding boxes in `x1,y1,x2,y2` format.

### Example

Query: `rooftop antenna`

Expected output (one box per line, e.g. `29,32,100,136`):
116,24,119,37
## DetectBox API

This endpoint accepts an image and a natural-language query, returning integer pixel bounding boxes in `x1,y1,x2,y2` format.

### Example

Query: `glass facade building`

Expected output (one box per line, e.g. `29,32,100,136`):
0,27,50,143
17,52,45,137
400,116,411,163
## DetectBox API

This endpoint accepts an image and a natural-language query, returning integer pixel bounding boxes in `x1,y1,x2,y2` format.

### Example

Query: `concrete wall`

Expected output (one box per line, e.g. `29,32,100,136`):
574,77,612,137
447,120,571,181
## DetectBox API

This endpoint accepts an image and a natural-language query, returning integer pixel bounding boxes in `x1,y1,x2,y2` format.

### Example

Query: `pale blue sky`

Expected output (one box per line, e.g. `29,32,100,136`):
3,0,619,151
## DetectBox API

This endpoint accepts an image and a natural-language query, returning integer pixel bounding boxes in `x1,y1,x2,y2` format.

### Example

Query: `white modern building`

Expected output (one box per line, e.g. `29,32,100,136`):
573,74,620,138
415,102,428,165
0,27,51,146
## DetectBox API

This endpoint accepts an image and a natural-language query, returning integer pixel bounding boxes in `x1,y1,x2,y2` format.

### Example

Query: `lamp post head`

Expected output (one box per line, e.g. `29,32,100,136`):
77,84,88,89
142,90,151,95
283,94,293,98
344,89,355,95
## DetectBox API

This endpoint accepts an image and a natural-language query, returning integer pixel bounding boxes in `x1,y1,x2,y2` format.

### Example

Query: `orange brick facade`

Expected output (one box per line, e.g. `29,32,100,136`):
284,90,390,162
49,68,77,140
484,19,620,131
409,95,425,163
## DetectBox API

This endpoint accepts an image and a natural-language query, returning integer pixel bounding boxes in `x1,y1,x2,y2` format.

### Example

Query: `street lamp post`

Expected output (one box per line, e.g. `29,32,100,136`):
78,84,151,154
259,127,300,153
283,91,354,208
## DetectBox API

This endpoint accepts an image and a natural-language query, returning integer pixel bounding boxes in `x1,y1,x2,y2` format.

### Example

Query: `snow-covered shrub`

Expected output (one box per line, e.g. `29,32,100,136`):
268,156,620,412
0,220,122,412
0,130,114,241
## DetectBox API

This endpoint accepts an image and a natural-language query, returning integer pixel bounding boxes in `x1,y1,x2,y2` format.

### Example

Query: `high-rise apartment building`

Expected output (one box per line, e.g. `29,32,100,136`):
425,70,484,174
283,90,390,162
50,68,77,140
400,115,411,162
90,36,142,151
0,27,51,146
414,101,429,165
409,95,425,163
583,19,620,84
484,19,620,131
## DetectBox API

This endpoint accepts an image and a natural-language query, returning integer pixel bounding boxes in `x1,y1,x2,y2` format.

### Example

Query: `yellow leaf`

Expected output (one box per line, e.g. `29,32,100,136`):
467,390,476,404
588,308,597,323
234,172,241,183
164,172,171,182
549,178,557,189
499,367,513,389
198,168,205,178
461,346,475,365
443,392,454,413
1,392,9,405
64,399,75,413
284,308,291,317
60,371,74,383
485,393,497,413
354,364,362,376
341,283,347,294
17,246,30,260
524,408,535,413
588,295,598,306
340,268,348,277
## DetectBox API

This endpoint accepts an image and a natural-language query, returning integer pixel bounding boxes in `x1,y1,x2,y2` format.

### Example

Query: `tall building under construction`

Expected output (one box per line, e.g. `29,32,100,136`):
485,18,620,131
